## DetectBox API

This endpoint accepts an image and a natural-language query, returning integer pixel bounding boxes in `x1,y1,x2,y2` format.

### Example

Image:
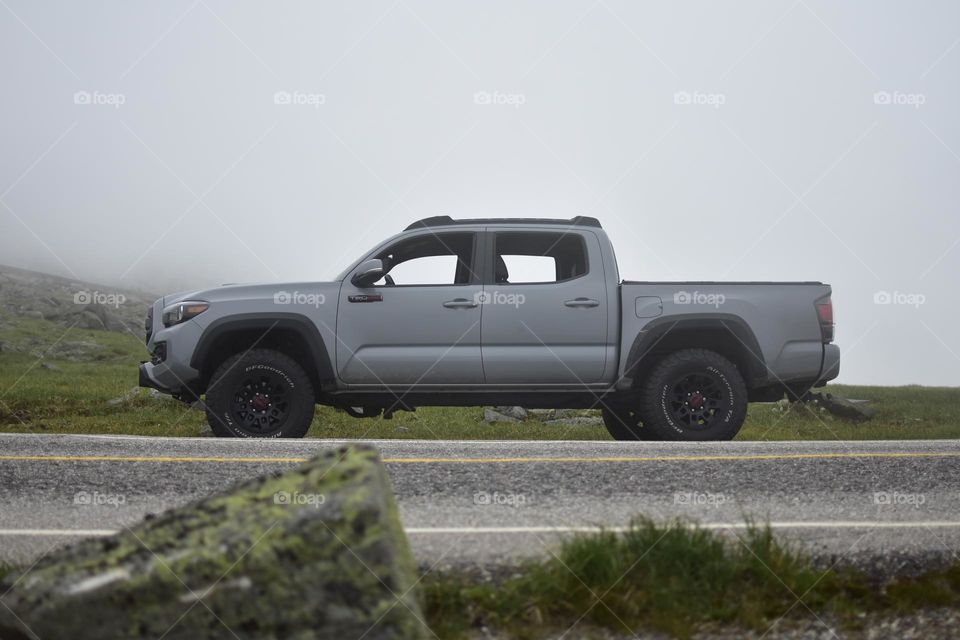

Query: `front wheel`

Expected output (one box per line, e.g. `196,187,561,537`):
204,348,315,438
601,406,662,441
637,349,747,441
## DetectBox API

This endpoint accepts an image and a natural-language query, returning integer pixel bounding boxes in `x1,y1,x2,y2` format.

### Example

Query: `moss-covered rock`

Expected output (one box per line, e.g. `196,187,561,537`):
0,445,428,639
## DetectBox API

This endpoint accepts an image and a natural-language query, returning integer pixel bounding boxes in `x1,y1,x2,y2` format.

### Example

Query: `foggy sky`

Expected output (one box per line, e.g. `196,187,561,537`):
2,1,958,386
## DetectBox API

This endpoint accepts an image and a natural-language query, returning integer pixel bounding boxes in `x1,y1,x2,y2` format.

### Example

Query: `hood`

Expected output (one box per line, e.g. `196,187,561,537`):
159,281,341,308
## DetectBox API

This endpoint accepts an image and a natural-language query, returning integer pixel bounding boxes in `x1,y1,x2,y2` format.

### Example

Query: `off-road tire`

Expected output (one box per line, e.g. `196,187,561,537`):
637,349,747,441
205,348,315,438
601,406,662,441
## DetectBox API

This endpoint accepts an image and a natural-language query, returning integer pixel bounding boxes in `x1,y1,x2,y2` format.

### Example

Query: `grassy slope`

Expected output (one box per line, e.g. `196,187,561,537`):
2,314,958,440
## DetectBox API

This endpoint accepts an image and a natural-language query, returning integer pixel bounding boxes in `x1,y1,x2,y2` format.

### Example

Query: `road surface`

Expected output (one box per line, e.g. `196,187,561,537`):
1,433,959,571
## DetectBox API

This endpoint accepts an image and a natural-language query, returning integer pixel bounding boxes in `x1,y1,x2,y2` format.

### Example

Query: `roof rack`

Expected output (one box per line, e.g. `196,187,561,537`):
404,215,602,231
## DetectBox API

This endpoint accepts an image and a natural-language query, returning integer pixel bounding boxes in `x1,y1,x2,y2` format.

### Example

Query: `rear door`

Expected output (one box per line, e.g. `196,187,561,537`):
480,229,609,385
336,231,484,386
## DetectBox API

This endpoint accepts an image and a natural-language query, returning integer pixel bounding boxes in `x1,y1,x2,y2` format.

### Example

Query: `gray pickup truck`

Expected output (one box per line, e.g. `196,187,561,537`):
139,216,839,440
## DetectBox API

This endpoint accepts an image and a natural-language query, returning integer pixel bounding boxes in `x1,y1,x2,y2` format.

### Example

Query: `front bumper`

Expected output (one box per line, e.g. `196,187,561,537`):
138,363,164,391
139,303,205,395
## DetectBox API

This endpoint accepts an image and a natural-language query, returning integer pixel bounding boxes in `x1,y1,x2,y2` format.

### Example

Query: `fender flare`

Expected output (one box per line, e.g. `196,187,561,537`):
623,313,767,387
190,313,335,386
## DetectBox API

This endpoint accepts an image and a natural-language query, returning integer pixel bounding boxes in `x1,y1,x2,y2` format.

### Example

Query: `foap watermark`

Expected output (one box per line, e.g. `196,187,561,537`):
874,491,926,508
673,290,725,308
274,90,326,108
473,90,526,108
873,290,925,308
74,490,126,507
273,491,326,507
674,90,726,109
674,491,729,508
474,490,528,508
74,290,126,308
73,90,126,108
873,90,925,109
273,290,326,307
474,290,526,308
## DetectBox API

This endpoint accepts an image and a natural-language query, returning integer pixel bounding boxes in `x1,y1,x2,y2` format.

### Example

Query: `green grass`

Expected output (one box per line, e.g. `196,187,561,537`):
0,518,960,640
2,313,959,440
1,517,955,638
422,518,960,638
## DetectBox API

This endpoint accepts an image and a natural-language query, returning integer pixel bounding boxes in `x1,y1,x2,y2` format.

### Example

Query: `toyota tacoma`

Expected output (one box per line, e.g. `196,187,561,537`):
139,216,839,440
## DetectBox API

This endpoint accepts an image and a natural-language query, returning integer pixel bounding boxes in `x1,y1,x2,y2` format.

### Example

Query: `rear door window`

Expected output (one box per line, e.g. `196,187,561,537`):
493,232,588,284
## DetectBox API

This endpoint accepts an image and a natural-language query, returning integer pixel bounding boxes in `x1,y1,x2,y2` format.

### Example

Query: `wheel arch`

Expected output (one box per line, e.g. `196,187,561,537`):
191,313,334,396
623,314,767,391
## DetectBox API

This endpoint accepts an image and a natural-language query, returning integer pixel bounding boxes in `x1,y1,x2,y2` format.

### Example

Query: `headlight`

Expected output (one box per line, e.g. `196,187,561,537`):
162,301,209,327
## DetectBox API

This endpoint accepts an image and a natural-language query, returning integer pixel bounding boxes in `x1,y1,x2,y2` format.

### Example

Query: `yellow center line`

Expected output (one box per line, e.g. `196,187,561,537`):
0,452,957,464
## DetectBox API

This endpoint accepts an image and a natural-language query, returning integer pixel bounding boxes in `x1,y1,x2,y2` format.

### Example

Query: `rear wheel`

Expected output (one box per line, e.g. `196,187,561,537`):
637,349,747,441
205,348,315,438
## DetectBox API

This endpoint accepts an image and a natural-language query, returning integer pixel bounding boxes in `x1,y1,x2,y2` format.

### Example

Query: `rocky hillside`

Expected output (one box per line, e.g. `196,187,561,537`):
0,265,155,338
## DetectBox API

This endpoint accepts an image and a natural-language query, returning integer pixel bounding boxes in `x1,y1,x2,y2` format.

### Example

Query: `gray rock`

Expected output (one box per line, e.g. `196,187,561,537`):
484,407,520,423
528,408,583,421
0,445,428,640
147,389,178,404
76,309,108,330
810,393,877,421
528,408,556,419
493,406,529,420
46,340,106,362
39,362,62,372
0,265,155,338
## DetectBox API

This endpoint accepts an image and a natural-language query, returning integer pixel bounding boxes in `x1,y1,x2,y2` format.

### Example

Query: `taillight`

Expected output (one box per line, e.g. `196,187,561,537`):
816,296,834,343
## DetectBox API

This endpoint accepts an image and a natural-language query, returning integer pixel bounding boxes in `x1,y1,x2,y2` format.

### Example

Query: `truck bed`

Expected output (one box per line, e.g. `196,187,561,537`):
617,280,836,389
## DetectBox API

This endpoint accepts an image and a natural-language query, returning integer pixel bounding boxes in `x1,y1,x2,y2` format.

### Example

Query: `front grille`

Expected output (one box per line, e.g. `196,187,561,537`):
145,307,153,345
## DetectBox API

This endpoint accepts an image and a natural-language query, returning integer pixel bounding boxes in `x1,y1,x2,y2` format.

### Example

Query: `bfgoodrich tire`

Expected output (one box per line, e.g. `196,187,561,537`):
204,348,315,438
637,349,747,441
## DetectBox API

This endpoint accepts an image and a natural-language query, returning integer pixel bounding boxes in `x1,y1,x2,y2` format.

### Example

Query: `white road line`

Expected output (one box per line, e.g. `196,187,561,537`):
0,529,118,536
405,522,960,534
4,521,960,538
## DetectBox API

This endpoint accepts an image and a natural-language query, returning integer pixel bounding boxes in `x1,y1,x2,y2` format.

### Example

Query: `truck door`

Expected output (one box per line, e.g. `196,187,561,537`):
336,231,485,386
480,229,609,385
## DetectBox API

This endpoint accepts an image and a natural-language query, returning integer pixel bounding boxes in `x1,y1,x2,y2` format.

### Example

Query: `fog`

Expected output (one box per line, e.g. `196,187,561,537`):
2,1,958,385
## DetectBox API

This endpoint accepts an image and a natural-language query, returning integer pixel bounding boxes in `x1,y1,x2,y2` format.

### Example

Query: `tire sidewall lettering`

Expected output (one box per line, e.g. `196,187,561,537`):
243,363,295,389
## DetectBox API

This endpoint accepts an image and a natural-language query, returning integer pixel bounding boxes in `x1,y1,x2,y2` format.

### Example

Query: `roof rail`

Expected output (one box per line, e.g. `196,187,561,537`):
404,215,602,231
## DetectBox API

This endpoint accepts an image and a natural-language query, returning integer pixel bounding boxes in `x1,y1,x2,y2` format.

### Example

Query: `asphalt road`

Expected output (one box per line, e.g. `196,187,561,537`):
1,434,959,572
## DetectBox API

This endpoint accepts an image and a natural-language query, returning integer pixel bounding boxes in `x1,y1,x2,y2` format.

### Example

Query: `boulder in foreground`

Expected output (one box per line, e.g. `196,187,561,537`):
0,444,427,640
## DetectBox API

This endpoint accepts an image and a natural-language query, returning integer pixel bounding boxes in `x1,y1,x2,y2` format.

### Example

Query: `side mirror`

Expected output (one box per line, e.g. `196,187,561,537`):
351,258,385,288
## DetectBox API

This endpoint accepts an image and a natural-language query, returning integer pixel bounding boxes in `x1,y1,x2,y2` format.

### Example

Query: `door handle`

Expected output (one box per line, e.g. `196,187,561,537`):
443,298,479,309
564,297,599,308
